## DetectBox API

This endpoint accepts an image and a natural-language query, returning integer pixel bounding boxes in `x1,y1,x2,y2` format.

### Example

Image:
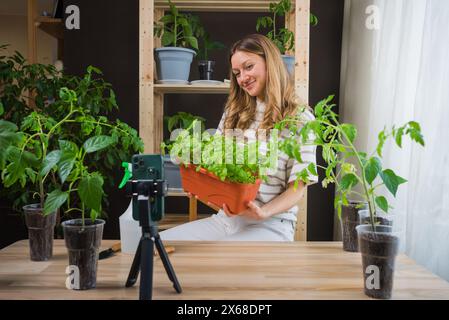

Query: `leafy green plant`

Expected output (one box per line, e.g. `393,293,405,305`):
162,111,205,153
165,111,206,133
164,120,273,184
256,0,318,54
191,20,225,60
153,0,199,50
198,33,225,61
275,95,424,230
0,46,143,212
1,86,142,226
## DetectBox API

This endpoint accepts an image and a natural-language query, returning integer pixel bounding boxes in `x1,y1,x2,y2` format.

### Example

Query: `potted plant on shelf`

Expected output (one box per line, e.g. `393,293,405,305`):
256,0,318,74
164,120,272,214
192,20,225,81
276,95,425,299
153,0,199,83
162,112,206,189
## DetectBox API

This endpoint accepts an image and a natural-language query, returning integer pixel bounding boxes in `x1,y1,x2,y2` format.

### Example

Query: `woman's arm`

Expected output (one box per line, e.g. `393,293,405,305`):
222,181,307,220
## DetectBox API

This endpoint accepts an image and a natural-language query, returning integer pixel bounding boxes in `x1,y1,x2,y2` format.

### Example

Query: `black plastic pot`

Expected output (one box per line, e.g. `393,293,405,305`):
23,204,57,261
198,60,215,80
341,201,367,252
62,219,105,290
356,224,399,299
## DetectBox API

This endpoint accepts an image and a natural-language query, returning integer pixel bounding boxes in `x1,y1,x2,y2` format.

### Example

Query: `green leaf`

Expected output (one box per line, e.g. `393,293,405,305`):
40,150,61,177
159,14,174,24
162,32,174,46
43,189,68,215
83,135,114,153
340,173,358,191
87,65,102,75
341,124,357,143
375,196,389,213
307,163,318,176
185,36,198,50
58,140,79,155
395,127,404,147
78,173,104,213
0,120,22,169
90,208,99,221
0,101,4,116
364,157,382,185
377,129,387,157
59,87,77,103
379,169,400,197
58,151,77,184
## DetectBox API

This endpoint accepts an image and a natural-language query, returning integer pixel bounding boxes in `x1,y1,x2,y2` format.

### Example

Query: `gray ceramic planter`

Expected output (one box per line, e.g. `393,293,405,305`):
155,47,196,82
282,54,295,75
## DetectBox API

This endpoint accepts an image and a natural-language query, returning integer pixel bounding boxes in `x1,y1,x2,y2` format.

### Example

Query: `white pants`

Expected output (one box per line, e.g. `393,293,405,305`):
160,210,296,241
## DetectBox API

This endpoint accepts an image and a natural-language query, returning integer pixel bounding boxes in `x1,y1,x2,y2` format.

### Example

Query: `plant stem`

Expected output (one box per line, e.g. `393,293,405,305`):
331,113,376,229
81,202,85,229
173,14,177,47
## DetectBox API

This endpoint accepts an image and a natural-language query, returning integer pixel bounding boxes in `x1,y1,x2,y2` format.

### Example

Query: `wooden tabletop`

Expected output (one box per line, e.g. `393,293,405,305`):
1,240,448,300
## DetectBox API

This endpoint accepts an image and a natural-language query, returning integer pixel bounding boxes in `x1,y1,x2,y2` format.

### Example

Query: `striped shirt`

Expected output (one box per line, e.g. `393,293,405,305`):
217,99,318,222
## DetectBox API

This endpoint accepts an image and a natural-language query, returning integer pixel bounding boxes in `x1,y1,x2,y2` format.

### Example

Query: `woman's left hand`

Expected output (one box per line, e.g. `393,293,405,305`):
223,201,269,220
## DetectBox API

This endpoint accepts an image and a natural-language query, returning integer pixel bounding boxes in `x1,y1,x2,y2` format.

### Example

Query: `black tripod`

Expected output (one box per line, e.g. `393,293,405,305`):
125,181,182,300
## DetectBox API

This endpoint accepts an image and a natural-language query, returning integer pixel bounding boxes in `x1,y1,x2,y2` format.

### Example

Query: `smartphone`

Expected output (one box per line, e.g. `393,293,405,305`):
131,154,165,222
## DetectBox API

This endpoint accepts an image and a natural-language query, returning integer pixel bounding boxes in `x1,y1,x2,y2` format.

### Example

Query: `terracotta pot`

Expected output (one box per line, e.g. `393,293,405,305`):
180,165,261,214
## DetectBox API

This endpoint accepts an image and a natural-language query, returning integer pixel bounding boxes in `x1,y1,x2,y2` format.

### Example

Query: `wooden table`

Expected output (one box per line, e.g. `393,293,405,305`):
1,240,448,300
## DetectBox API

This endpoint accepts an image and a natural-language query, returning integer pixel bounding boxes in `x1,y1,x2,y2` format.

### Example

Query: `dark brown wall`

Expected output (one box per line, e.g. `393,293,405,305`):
62,0,139,239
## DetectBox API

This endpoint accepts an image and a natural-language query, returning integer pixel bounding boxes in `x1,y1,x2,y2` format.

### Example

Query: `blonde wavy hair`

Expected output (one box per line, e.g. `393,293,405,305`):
223,34,303,131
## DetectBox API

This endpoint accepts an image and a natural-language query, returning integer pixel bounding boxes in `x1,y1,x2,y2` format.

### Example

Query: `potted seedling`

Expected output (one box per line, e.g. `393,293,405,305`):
192,20,225,81
162,111,205,189
340,200,367,252
197,33,225,81
256,0,318,74
153,0,199,83
166,120,273,214
276,95,425,299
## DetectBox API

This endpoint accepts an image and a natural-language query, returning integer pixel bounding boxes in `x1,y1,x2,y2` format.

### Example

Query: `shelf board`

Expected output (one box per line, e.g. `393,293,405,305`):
167,188,188,197
154,83,230,94
35,17,63,39
155,0,276,12
35,17,62,23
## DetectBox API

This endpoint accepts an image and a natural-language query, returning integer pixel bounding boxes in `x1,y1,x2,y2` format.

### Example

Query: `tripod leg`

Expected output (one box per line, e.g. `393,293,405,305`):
125,240,142,288
153,233,182,294
139,234,154,300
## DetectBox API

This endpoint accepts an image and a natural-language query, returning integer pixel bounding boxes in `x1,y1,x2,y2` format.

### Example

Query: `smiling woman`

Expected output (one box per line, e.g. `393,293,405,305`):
160,34,317,242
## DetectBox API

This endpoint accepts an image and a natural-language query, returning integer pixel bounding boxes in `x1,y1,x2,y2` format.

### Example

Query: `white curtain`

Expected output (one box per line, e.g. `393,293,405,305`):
339,0,449,281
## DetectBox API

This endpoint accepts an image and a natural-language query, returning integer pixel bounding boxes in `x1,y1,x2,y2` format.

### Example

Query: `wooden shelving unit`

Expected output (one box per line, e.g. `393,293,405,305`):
139,0,310,240
27,0,63,64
